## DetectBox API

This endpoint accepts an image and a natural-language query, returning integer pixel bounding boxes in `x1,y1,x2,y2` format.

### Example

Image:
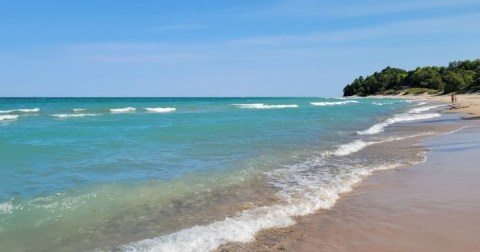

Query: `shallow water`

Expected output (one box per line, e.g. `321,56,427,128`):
0,97,449,251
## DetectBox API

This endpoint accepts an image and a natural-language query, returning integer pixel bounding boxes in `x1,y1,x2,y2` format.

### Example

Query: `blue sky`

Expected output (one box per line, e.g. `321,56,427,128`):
1,0,480,97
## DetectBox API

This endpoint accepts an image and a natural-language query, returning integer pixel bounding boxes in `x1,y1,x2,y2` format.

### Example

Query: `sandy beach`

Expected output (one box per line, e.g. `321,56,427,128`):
216,94,480,252
381,93,480,118
291,95,480,251
291,125,480,252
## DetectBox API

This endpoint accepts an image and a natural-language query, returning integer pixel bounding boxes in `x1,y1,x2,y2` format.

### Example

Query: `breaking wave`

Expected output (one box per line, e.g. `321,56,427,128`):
0,108,40,114
52,113,99,118
144,107,176,113
110,107,136,113
408,105,445,114
310,100,359,106
0,115,19,121
119,161,401,252
357,113,441,135
232,104,298,109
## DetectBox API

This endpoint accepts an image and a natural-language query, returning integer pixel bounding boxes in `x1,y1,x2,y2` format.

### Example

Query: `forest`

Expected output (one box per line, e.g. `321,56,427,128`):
343,59,480,96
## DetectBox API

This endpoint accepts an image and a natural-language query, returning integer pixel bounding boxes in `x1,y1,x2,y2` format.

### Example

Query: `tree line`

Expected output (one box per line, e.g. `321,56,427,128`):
343,59,480,96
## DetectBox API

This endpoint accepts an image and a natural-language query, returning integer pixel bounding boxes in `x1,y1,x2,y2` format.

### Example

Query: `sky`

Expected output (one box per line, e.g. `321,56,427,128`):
1,0,480,97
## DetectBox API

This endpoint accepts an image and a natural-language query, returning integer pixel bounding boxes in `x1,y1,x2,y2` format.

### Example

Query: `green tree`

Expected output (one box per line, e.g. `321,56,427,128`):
443,71,466,93
410,67,444,90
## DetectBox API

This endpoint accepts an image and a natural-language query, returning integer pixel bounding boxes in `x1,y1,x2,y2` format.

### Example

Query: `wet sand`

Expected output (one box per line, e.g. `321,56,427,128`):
291,125,480,252
216,113,480,252
215,95,480,252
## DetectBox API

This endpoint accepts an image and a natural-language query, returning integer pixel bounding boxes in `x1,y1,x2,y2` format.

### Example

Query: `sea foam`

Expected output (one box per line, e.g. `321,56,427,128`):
408,105,445,114
0,115,19,121
310,100,358,106
0,201,13,214
232,104,298,109
357,113,441,135
120,162,402,252
0,108,40,114
73,108,87,112
145,107,176,113
52,113,99,118
110,107,136,113
324,139,374,156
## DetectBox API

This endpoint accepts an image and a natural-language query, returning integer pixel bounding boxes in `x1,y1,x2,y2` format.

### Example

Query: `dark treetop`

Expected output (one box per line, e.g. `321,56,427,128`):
343,59,480,96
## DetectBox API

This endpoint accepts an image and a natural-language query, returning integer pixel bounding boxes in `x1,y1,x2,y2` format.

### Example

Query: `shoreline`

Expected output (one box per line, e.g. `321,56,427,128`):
290,124,480,252
217,96,480,251
372,93,480,118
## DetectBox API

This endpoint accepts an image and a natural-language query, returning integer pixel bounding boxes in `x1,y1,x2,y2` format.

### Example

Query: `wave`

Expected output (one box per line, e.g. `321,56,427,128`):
73,108,86,112
119,129,436,251
145,107,176,113
232,104,298,109
408,105,445,114
323,139,374,156
323,132,434,157
110,107,136,113
372,101,393,106
120,162,402,252
310,100,358,106
0,115,18,121
357,113,441,135
52,113,99,118
0,201,13,214
0,108,40,114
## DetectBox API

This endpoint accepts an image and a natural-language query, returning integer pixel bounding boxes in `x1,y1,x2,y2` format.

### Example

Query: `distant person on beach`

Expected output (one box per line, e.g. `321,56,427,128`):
454,93,458,103
451,93,455,103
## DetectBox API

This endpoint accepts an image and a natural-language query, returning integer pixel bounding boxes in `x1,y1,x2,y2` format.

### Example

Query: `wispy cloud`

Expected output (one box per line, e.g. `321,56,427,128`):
56,12,480,63
259,0,480,18
149,24,206,31
231,12,480,46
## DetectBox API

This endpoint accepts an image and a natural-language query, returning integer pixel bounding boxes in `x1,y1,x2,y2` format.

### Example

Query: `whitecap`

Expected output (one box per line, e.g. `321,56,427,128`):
0,115,18,121
119,162,400,252
408,105,445,114
52,113,99,118
310,100,359,106
232,104,298,109
144,107,176,113
0,108,40,114
73,108,86,112
357,113,441,135
323,132,434,157
110,107,136,113
0,201,13,214
323,139,374,156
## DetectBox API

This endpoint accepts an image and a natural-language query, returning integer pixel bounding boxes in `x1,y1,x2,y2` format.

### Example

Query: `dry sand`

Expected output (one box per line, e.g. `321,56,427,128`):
217,94,480,252
291,126,480,252
378,93,480,118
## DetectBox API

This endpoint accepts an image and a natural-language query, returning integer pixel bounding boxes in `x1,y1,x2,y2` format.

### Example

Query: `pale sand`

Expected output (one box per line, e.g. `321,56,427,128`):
290,126,480,252
216,96,480,252
376,93,480,118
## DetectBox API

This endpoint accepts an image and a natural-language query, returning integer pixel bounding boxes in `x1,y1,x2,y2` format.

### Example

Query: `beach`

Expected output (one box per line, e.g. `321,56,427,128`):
218,94,480,252
1,96,479,251
291,125,480,252
380,93,480,118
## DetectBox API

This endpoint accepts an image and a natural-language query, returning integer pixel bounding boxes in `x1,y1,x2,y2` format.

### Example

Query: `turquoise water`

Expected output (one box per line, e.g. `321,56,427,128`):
0,97,441,251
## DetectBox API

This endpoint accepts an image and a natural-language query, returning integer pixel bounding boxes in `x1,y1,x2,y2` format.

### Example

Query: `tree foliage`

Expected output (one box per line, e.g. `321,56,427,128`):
343,59,480,96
